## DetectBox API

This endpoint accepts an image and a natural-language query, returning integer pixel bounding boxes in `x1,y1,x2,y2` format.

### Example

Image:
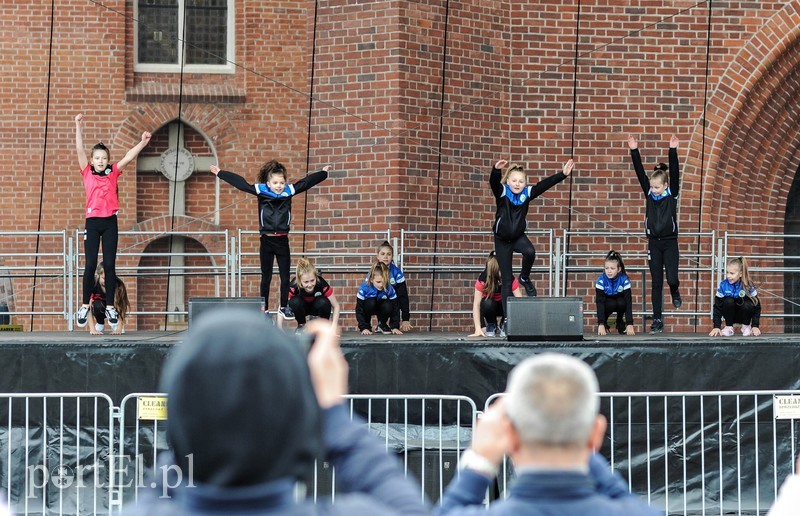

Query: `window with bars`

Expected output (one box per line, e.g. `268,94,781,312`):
135,0,232,72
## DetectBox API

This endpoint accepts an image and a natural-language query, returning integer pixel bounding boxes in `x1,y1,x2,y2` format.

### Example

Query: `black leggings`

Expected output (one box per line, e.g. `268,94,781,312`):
83,216,118,305
600,296,628,329
362,298,395,326
494,235,535,316
259,235,291,309
720,296,757,326
288,296,332,325
479,298,505,327
648,238,680,319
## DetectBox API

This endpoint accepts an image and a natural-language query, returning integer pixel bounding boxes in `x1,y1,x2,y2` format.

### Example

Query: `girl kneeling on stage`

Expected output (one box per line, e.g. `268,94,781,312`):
287,258,340,331
595,250,635,336
356,262,402,335
469,252,522,338
88,265,130,335
709,257,762,337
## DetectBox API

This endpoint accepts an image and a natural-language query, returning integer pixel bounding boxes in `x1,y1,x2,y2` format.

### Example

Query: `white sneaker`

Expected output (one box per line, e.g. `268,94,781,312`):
721,326,734,336
741,324,752,336
105,306,119,330
76,305,90,327
94,323,105,332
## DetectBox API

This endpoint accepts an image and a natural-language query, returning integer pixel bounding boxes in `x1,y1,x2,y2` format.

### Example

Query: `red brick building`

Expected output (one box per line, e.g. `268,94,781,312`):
2,1,799,333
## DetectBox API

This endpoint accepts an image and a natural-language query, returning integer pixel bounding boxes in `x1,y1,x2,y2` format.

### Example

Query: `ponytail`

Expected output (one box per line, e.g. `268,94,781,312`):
483,251,500,297
114,278,130,321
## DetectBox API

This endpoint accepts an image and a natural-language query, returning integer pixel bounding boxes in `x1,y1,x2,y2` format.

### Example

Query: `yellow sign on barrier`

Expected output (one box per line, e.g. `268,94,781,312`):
138,396,168,421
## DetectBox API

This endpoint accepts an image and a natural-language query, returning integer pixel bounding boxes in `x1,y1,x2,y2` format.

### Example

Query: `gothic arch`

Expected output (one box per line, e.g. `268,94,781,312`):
686,1,800,240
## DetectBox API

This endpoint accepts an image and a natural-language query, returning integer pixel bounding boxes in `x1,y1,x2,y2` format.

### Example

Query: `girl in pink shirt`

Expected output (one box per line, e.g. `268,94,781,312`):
74,113,150,331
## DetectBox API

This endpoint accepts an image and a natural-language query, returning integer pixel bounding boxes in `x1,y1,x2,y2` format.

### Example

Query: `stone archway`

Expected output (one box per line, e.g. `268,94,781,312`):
784,168,800,332
684,2,800,332
128,216,228,330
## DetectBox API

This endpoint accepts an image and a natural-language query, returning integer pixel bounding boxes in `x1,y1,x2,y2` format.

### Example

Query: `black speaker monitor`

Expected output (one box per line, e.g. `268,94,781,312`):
506,296,584,341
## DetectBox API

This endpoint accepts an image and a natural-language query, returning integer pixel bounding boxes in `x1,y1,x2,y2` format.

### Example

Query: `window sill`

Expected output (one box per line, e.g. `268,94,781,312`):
126,83,246,104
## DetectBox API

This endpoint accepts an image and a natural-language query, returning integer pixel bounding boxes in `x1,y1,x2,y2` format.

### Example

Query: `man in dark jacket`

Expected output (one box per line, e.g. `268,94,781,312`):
125,309,429,515
438,353,661,516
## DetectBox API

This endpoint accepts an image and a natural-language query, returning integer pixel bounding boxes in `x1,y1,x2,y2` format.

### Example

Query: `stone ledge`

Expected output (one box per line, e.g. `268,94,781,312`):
126,83,246,104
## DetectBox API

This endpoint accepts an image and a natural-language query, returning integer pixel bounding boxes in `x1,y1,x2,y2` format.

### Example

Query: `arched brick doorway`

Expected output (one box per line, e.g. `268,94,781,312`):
687,3,800,332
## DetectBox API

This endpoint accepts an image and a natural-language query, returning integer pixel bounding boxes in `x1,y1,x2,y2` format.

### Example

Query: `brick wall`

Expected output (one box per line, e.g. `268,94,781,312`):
2,1,799,333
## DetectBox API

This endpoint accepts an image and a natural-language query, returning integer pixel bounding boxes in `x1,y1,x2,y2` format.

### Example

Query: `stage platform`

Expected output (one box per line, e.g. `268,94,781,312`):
1,330,799,406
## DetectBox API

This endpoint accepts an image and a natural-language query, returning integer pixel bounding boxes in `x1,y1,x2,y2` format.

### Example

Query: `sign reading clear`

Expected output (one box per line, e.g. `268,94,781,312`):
774,395,800,420
138,396,168,421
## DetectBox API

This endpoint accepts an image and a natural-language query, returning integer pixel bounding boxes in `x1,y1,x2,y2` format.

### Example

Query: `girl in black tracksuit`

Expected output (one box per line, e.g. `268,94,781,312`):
628,135,682,334
210,161,329,320
490,158,574,322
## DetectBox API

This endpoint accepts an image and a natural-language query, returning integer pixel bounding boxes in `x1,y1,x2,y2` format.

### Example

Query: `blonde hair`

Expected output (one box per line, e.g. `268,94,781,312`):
368,261,389,287
650,163,668,184
295,257,319,283
729,257,759,306
501,163,526,184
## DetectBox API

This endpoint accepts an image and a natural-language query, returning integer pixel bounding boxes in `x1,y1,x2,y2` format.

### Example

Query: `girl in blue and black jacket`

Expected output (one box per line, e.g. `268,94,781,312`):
709,257,761,337
490,158,574,323
376,240,412,332
595,251,635,336
628,135,682,334
211,161,329,321
356,261,402,335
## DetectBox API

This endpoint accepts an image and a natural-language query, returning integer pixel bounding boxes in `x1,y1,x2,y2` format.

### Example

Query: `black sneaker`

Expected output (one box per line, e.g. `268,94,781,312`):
650,319,664,334
279,306,295,320
76,305,90,328
616,325,626,335
672,292,683,308
375,323,392,334
518,276,537,297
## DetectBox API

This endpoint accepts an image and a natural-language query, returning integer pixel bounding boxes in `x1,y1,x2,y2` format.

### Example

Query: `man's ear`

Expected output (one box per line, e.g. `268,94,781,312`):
588,414,607,451
506,418,522,456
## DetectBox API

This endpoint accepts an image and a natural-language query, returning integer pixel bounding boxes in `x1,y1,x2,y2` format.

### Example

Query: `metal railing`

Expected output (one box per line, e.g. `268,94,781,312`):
557,230,717,331
3,229,800,330
0,393,115,515
2,390,799,514
486,390,800,515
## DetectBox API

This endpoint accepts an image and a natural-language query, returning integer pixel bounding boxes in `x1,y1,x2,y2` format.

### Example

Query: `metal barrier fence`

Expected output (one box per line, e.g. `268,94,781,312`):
117,393,477,509
0,393,115,515
2,228,800,329
487,390,800,515
3,390,800,514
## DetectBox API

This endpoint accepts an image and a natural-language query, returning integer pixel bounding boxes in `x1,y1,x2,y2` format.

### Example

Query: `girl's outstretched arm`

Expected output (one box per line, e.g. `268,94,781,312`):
75,114,88,170
117,131,152,170
668,135,680,197
628,135,650,195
